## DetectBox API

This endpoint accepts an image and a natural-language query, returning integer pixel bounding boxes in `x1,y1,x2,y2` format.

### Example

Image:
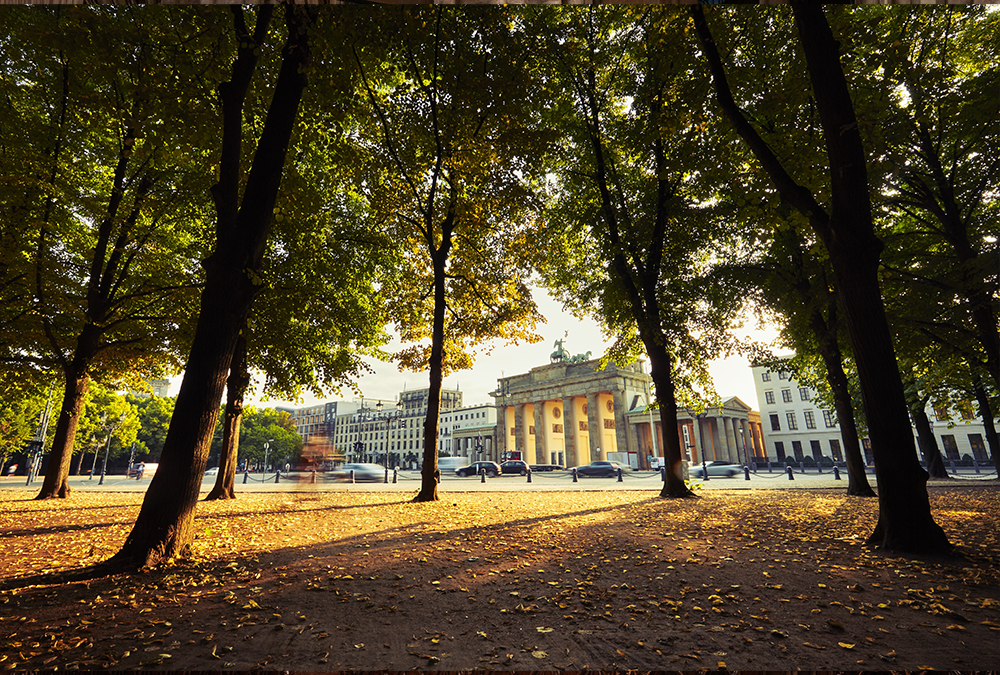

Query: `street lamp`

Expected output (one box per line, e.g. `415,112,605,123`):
263,439,273,474
494,379,511,461
98,417,121,486
89,413,107,480
373,400,401,471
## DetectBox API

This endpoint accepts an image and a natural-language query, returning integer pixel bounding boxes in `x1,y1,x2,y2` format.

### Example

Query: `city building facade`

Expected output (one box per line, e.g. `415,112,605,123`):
752,359,997,464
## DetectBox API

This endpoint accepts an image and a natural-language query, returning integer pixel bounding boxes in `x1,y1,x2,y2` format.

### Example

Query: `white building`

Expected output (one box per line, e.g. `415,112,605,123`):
752,358,996,465
440,403,497,460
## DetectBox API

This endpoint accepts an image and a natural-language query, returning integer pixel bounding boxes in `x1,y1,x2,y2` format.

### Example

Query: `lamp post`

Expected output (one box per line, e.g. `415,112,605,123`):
98,418,120,486
494,379,511,462
374,400,401,471
89,413,107,480
695,411,709,481
263,439,273,474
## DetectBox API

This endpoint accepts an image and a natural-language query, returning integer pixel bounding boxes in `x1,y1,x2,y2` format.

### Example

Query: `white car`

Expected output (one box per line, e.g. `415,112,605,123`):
692,461,740,478
335,463,387,482
204,467,219,476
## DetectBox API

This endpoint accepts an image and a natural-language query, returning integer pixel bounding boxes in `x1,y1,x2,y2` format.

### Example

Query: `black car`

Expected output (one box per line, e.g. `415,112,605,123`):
572,460,627,477
500,460,529,475
456,461,500,477
529,464,563,472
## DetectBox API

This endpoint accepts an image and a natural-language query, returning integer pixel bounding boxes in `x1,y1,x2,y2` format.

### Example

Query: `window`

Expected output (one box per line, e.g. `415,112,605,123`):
959,402,975,420
933,406,949,422
810,439,822,461
829,439,842,462
769,414,781,431
941,435,959,460
778,371,788,380
969,434,987,461
823,410,837,428
762,371,771,382
792,440,803,460
786,412,798,430
799,387,811,401
765,391,775,405
781,389,793,403
774,441,785,461
804,410,816,429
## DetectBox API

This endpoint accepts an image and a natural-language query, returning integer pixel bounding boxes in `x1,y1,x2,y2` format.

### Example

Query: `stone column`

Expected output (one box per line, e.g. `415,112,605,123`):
613,390,630,465
513,404,524,459
533,402,546,465
562,396,577,468
586,392,601,461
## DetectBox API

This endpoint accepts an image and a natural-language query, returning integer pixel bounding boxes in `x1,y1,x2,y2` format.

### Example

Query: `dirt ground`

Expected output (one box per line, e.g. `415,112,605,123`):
1,484,999,671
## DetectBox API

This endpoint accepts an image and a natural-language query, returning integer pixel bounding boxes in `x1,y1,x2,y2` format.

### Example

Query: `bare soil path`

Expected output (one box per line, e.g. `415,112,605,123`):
1,485,998,671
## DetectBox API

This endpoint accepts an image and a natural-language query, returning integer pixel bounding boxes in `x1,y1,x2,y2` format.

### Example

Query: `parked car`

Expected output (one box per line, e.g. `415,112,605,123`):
334,463,387,482
691,461,740,478
456,461,500,477
500,460,529,475
572,460,627,478
204,467,219,476
529,464,563,472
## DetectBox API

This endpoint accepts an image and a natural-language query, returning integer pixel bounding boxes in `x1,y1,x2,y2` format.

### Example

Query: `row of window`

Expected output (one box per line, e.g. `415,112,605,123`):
760,371,787,382
763,387,811,405
769,410,837,432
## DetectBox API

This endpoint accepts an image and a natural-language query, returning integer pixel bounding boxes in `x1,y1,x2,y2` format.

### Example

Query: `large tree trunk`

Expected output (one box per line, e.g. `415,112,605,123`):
972,377,1000,478
909,401,948,479
205,332,249,500
691,5,949,552
35,336,96,498
793,7,948,553
105,5,315,570
645,340,694,499
414,240,451,503
808,297,876,496
821,348,876,496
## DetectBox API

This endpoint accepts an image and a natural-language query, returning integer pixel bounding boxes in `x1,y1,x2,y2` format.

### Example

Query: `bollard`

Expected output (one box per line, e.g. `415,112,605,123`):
817,462,822,474
799,461,805,475
767,461,772,474
751,461,757,472
974,460,980,474
833,464,841,480
744,465,750,481
350,469,356,484
243,469,249,484
384,467,389,484
617,467,623,482
660,466,666,482
526,468,532,483
275,471,280,484
311,470,316,484
481,468,486,483
572,467,578,483
787,465,794,480
392,467,398,484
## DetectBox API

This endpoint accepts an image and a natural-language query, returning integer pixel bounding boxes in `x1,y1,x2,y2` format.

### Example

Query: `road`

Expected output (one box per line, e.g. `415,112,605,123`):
3,465,996,494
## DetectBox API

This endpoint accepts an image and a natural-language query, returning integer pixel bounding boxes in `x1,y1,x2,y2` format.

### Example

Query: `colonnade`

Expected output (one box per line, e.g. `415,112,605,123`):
502,389,631,468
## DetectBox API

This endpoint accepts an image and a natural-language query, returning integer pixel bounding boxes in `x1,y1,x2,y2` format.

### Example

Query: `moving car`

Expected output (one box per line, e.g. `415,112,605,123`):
204,467,219,476
691,461,740,478
572,460,627,478
456,461,500,477
335,463,387,482
500,460,529,475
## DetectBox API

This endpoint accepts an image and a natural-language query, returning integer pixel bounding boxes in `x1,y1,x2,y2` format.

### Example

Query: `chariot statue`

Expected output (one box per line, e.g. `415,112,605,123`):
550,339,570,363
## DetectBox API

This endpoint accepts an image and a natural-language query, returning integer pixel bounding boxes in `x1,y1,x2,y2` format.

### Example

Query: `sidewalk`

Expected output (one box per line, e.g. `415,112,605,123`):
3,467,996,495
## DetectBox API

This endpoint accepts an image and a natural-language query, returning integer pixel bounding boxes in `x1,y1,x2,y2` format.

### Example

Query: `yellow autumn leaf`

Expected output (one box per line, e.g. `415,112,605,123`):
536,626,554,633
838,642,856,649
532,650,547,658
